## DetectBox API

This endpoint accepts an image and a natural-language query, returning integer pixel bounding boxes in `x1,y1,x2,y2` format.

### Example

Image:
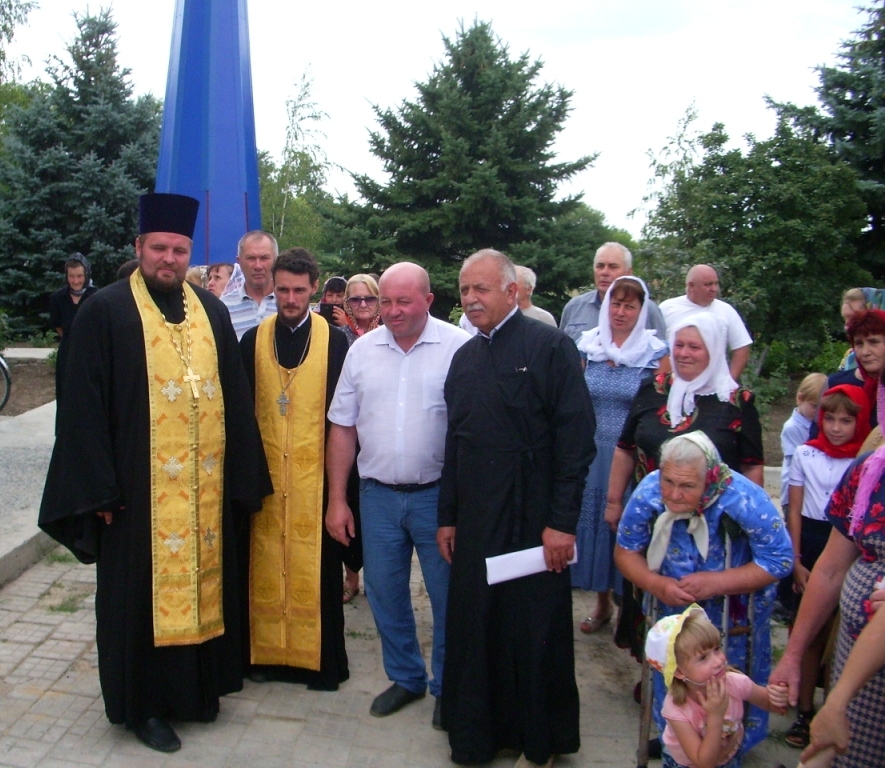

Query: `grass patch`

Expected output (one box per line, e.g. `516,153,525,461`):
44,550,77,565
49,594,82,613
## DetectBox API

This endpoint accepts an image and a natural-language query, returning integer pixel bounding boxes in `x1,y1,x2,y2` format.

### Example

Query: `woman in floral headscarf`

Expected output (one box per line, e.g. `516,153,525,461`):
771,440,885,768
615,432,793,759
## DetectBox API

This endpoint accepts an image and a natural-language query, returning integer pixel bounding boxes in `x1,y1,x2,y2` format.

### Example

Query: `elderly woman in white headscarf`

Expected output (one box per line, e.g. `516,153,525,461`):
615,432,793,758
572,276,669,634
606,312,765,537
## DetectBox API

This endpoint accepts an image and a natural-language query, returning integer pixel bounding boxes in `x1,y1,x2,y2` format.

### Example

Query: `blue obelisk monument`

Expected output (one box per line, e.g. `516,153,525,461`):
155,0,262,265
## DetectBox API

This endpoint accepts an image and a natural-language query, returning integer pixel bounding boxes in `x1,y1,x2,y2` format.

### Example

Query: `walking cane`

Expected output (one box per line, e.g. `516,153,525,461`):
636,593,657,768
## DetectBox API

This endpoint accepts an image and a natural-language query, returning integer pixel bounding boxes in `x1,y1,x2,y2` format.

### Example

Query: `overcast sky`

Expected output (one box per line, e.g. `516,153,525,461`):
8,0,866,236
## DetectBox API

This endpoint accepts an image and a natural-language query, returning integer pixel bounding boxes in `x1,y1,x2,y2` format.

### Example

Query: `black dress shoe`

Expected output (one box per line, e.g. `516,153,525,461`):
132,717,181,753
370,683,425,717
432,696,444,731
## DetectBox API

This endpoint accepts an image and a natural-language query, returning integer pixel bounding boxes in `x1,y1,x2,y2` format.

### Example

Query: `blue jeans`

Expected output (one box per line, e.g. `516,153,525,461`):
359,479,449,697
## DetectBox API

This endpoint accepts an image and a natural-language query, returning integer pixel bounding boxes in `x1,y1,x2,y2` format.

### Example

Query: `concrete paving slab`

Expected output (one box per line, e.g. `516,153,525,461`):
0,402,57,590
0,396,802,767
0,546,799,768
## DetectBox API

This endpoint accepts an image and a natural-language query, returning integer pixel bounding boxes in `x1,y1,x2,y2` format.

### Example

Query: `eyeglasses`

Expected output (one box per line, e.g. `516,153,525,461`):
347,296,378,307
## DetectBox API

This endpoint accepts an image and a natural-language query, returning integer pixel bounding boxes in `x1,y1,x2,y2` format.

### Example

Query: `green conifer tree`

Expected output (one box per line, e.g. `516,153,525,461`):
326,21,602,317
0,9,161,333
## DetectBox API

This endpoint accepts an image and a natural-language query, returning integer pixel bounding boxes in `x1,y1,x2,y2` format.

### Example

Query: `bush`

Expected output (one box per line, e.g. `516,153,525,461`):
741,365,790,418
28,330,57,348
808,339,850,376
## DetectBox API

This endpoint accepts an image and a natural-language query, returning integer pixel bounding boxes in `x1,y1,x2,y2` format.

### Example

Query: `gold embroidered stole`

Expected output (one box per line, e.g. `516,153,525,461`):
251,313,328,669
131,271,226,646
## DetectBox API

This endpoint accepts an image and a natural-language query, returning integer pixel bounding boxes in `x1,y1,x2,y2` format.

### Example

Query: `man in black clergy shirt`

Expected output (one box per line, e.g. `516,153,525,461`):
238,248,352,691
437,249,597,768
39,193,272,753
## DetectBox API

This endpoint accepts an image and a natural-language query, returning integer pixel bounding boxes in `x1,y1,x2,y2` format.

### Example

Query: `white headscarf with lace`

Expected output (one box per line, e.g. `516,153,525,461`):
666,312,739,427
577,276,666,368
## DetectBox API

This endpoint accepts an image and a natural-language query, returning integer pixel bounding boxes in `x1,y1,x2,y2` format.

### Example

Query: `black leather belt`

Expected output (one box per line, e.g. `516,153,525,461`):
375,480,440,493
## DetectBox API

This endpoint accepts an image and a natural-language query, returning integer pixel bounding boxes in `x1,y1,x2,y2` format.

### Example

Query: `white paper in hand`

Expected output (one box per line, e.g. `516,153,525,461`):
485,545,578,585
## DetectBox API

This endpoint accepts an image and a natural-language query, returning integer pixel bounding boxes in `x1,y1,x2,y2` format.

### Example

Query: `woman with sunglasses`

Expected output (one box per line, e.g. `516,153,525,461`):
338,274,381,603
340,274,381,346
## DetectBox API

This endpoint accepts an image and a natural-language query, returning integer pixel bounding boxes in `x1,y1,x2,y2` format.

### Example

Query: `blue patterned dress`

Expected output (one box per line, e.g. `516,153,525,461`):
571,359,661,591
617,472,793,757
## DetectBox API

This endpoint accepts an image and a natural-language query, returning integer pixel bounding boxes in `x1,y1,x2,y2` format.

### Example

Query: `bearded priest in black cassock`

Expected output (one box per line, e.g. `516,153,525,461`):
39,193,272,753
238,248,352,691
437,250,597,768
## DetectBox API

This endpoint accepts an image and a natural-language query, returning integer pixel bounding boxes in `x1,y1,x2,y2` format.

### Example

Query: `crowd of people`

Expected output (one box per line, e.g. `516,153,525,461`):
37,193,885,768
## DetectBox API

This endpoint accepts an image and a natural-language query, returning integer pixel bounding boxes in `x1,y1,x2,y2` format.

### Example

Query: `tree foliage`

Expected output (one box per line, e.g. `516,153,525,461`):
260,71,334,255
326,20,598,317
643,112,868,356
0,9,161,333
0,0,35,84
769,5,885,276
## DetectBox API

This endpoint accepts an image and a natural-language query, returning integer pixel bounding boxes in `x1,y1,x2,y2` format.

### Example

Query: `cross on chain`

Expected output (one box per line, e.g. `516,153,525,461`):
276,393,289,416
183,367,202,399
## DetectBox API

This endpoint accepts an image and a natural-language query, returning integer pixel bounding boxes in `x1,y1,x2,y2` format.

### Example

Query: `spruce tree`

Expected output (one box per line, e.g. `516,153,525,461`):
327,21,600,317
0,9,161,334
770,5,885,274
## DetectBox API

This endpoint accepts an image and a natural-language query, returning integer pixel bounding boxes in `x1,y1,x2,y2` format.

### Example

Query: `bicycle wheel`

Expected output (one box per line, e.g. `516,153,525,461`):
0,357,10,412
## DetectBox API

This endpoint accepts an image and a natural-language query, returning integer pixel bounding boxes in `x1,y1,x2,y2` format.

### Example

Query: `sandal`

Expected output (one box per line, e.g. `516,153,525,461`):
343,585,360,604
579,610,612,634
785,709,814,748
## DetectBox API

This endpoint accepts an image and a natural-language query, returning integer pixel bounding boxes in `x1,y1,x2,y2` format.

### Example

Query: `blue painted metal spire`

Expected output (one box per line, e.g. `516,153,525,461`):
155,0,261,265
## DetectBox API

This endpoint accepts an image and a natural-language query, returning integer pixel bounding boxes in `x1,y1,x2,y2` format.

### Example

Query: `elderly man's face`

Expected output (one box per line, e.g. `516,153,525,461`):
594,247,630,297
460,257,518,335
238,235,275,296
136,232,192,292
660,461,705,515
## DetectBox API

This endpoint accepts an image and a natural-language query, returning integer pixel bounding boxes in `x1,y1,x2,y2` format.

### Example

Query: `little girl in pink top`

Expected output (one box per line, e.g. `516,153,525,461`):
646,606,789,768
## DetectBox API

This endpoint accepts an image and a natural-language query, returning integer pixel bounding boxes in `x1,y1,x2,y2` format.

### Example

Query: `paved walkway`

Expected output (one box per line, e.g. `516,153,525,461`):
0,398,798,767
0,550,799,768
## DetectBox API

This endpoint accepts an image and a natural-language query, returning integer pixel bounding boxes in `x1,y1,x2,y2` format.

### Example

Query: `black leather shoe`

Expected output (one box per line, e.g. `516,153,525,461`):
132,717,181,753
370,683,425,717
432,696,444,730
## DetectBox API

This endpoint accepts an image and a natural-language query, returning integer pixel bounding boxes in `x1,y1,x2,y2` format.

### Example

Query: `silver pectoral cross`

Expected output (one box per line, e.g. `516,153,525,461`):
277,392,289,416
183,367,201,398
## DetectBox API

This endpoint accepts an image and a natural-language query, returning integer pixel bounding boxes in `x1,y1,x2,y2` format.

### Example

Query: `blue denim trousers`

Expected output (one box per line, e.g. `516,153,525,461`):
359,479,450,697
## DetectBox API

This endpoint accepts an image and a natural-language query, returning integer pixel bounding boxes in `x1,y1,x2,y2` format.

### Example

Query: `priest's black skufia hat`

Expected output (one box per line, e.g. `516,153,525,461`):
138,193,200,238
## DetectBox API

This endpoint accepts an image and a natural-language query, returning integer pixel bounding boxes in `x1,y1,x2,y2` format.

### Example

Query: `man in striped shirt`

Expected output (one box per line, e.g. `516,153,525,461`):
221,230,278,339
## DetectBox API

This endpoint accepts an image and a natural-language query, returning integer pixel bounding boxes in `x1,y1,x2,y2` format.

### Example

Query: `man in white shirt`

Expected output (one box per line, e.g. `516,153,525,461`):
515,266,557,326
659,264,753,380
326,262,470,728
221,230,278,339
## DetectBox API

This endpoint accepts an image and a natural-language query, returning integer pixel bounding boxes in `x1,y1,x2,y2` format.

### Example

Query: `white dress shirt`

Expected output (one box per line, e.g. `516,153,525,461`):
328,315,471,485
